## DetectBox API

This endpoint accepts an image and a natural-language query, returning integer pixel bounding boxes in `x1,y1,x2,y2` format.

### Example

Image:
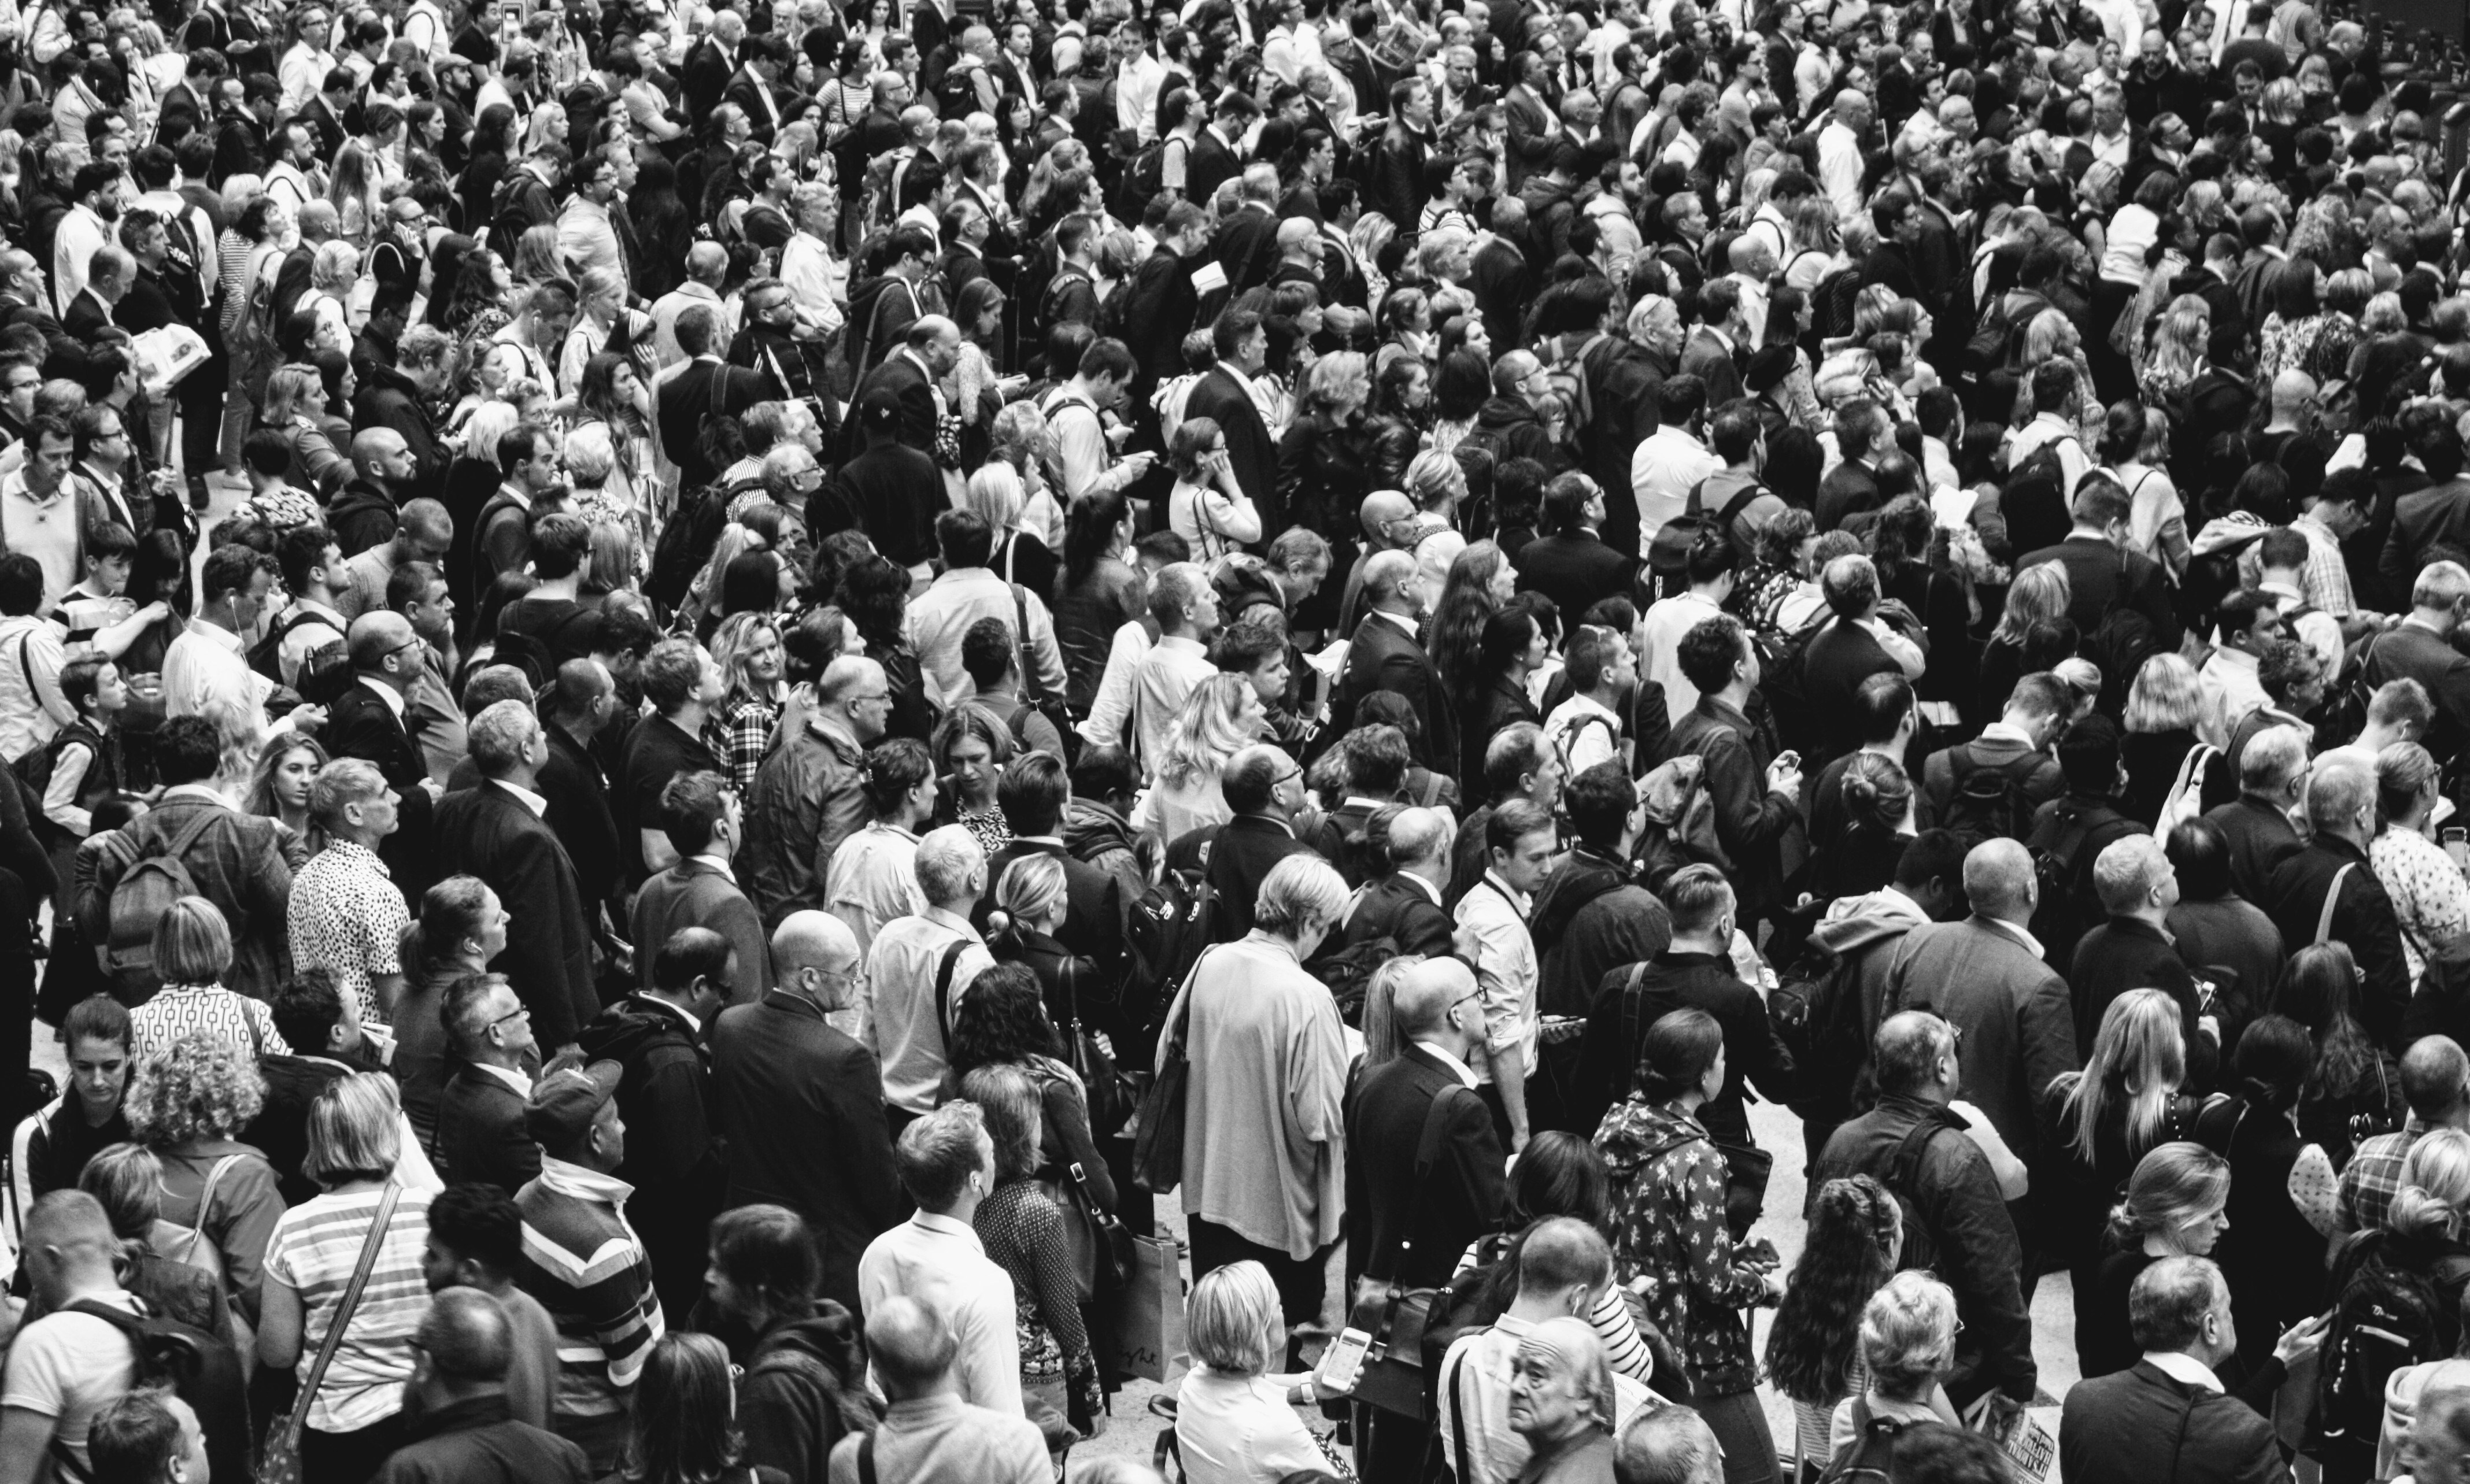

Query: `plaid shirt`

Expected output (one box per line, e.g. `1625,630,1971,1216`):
2292,512,2357,617
705,693,781,796
2339,1118,2425,1235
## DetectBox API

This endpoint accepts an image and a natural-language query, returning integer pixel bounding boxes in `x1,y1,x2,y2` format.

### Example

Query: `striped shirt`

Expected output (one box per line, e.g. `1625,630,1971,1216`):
515,1158,664,1420
261,1186,435,1433
129,984,292,1064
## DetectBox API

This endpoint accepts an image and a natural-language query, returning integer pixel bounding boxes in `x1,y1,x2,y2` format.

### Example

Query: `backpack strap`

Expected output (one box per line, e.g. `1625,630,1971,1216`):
1445,1349,1475,1481
932,938,968,1043
857,1431,877,1484
2317,862,2358,948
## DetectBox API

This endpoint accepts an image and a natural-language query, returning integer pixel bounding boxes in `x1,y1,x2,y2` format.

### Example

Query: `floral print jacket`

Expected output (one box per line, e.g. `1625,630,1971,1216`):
1593,1096,1769,1393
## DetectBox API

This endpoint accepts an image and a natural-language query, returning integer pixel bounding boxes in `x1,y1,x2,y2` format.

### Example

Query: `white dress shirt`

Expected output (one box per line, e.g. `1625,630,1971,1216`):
857,1211,1022,1416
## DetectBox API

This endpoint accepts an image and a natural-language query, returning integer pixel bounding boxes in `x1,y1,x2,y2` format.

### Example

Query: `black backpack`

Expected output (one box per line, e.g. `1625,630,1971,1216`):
1752,616,1828,761
244,607,353,705
2026,800,2143,955
1939,746,2043,848
1965,288,2051,376
1646,484,1763,602
1122,861,1216,1047
60,1297,249,1484
2320,1230,2470,1452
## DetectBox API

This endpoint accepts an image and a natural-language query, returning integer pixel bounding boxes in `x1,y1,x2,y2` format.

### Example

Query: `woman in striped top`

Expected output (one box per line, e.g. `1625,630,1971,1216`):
257,1073,435,1484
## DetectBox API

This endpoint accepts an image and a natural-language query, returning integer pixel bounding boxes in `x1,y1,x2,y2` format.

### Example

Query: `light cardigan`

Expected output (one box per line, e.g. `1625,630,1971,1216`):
1178,934,1349,1259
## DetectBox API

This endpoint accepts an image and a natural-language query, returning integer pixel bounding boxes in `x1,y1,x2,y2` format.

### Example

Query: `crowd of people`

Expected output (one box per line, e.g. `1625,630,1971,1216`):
5,0,2470,1478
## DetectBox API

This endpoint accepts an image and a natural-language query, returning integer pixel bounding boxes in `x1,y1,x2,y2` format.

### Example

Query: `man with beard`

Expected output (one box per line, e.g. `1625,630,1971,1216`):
354,323,454,503
50,162,123,320
730,277,835,436
327,428,423,556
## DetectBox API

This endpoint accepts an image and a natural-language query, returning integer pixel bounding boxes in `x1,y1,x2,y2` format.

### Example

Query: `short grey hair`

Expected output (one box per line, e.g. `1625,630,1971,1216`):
913,824,984,905
1961,838,2034,917
2092,832,2169,915
1388,806,1454,867
1858,1271,1961,1401
2239,723,2308,794
2129,1254,2224,1353
307,756,389,831
819,654,885,704
1252,854,1350,936
2309,758,2375,832
466,699,540,774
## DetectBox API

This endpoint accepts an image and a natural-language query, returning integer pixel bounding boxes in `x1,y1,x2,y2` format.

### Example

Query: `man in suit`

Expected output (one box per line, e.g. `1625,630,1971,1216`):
325,613,439,901
1344,955,1511,1479
60,245,127,343
1815,398,1888,532
82,715,293,998
1326,805,1457,960
1122,202,1211,386
1212,165,1283,296
538,659,624,920
2201,723,2308,904
435,971,544,1193
1469,197,1531,364
976,751,1123,977
681,8,741,120
1678,277,1747,407
631,771,770,1009
2379,430,2470,607
434,700,600,1054
2058,1257,2290,1484
1186,91,1254,206
850,314,961,460
1163,745,1319,942
1335,549,1455,774
657,306,771,490
1515,474,1631,639
1883,835,2080,1169
1375,77,1436,228
1800,554,1928,765
2016,475,2183,649
817,393,944,573
709,911,901,1318
1181,309,1278,528
2266,758,2412,1049
2365,558,2470,767
1502,52,1559,193
722,33,795,146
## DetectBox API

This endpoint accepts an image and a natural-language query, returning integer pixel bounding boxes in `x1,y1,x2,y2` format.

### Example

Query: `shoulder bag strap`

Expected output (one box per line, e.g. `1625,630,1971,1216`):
857,1431,877,1484
1152,943,1216,1074
1011,582,1044,707
2316,861,2358,947
1446,1350,1474,1479
277,1182,403,1452
932,938,968,1041
171,1153,241,1263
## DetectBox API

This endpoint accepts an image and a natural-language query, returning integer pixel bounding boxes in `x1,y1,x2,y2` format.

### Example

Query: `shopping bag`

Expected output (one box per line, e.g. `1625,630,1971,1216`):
1118,1234,1187,1384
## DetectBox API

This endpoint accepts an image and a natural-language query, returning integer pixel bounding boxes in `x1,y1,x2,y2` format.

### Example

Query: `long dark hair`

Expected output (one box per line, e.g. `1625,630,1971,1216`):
1765,1175,1903,1404
1063,487,1129,590
945,962,1061,1077
2273,942,2379,1101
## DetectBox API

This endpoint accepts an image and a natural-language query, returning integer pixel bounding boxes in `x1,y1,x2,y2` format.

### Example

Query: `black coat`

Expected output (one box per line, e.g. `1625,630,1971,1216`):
1659,696,1796,921
974,837,1125,985
2058,1361,2284,1484
2016,534,2182,650
436,1065,541,1194
434,780,598,1049
1182,366,1277,520
709,990,901,1316
352,362,446,503
2362,619,2470,769
1802,619,1908,764
657,359,771,490
1164,813,1317,942
575,994,723,1323
1335,613,1455,778
1343,1046,1509,1293
1515,530,1632,628
324,679,435,901
849,349,939,457
1331,872,1455,961
2072,916,2217,1090
2201,796,2302,906
1572,950,1798,1151
814,441,945,569
2268,834,2412,1049
369,1395,590,1484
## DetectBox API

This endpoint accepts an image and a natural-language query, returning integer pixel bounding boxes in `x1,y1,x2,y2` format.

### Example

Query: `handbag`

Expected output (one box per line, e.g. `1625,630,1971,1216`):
258,1182,402,1484
1057,954,1132,1138
1343,1085,1478,1422
1036,1158,1133,1304
1130,948,1217,1193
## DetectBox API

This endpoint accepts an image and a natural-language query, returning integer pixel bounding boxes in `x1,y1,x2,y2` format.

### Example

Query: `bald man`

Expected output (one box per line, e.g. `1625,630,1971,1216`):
329,427,424,559
1337,490,1418,638
651,240,732,369
1335,546,1454,770
379,1287,590,1483
825,1298,1047,1484
710,911,898,1316
326,608,441,895
1329,804,1458,961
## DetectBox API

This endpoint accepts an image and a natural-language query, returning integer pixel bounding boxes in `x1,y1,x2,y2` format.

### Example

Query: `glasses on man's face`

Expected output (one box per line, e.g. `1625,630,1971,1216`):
489,1004,530,1031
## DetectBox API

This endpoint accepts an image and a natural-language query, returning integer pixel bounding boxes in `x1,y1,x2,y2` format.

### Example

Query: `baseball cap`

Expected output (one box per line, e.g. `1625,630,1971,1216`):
524,1061,622,1148
860,388,902,431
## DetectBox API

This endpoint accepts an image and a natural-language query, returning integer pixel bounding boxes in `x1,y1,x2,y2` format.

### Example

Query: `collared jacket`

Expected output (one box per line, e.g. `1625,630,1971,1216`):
1659,695,1798,920
1343,1044,1508,1295
369,1394,590,1484
1530,845,1674,1020
741,724,870,930
2268,833,2412,1048
1594,1097,1769,1393
1573,950,1797,1154
1886,912,2079,1163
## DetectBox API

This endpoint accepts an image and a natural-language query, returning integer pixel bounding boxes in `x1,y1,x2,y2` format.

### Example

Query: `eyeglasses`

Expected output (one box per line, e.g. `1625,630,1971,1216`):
851,690,893,705
489,1004,530,1031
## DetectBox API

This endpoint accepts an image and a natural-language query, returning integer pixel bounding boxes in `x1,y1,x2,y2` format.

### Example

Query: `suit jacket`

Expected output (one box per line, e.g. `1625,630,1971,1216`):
2267,835,2411,1049
325,679,435,900
1659,695,1797,919
2365,620,2470,768
1186,125,1240,205
1802,619,1906,764
1331,872,1455,960
851,350,940,457
1336,612,1456,776
1515,531,1632,624
434,780,599,1049
632,858,772,1006
1467,238,1529,368
1503,86,1557,191
1123,246,1202,380
1163,813,1318,942
1343,1046,1508,1292
1884,915,2078,1162
435,1065,541,1193
974,837,1123,982
2202,795,2302,906
2072,916,2215,1089
2058,1361,2288,1484
657,358,771,490
2380,478,2470,602
61,289,112,342
682,38,733,119
1181,366,1276,519
709,991,901,1316
2017,534,2182,649
1373,119,1429,230
722,68,786,143
1678,325,1744,406
1212,204,1281,296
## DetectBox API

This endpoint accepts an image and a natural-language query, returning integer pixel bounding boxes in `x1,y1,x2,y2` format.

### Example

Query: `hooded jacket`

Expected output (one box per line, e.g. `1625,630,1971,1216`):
1796,887,1932,1128
740,1308,875,1484
1466,395,1558,469
1593,1097,1769,1393
1532,846,1674,1019
326,478,401,558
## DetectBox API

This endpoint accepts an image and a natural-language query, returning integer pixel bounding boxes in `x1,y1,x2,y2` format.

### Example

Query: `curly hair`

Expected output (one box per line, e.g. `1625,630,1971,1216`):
126,1033,268,1146
1426,539,1511,695
1765,1175,1904,1404
944,961,1060,1079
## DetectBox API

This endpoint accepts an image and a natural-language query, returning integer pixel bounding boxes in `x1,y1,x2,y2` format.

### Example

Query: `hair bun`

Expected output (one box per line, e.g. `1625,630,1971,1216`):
986,909,1012,937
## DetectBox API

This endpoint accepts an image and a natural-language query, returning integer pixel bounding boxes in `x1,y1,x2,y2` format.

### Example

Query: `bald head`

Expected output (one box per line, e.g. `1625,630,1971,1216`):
347,609,418,670
1364,548,1419,609
298,199,339,240
1360,489,1414,543
398,495,451,549
352,426,408,474
2271,369,2318,417
772,910,859,980
1389,806,1453,869
909,313,960,350
1393,956,1479,1039
686,240,728,286
868,1296,960,1398
418,1286,513,1385
1962,838,2036,922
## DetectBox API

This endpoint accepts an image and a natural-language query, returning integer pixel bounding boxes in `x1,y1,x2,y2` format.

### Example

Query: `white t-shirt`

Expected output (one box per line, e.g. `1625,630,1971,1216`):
0,1293,142,1476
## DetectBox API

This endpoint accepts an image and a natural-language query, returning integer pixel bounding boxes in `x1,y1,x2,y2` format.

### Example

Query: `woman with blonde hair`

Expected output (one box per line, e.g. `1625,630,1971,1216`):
1135,674,1266,843
2339,1129,2470,1359
1175,1260,1342,1482
703,612,787,795
2080,1141,2232,1376
76,1142,236,1345
2138,294,2213,402
326,141,384,245
2373,740,2470,993
260,362,350,494
246,732,329,861
2121,653,2217,823
1826,1272,1962,1461
559,265,628,393
125,1032,287,1327
258,1073,434,1481
306,239,361,355
1976,562,2070,716
1276,351,1373,539
961,461,1059,598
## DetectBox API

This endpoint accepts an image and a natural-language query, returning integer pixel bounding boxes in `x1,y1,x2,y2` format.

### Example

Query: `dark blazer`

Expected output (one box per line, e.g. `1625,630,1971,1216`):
369,1395,590,1484
1658,695,1797,920
61,289,112,342
544,723,620,912
815,442,944,569
681,37,733,119
1333,872,1455,960
657,358,771,490
2364,618,2470,767
1515,530,1632,629
975,837,1125,982
1122,246,1201,380
1212,203,1280,296
324,678,435,901
2202,796,2303,910
2267,834,2412,1048
631,858,771,1005
850,348,939,456
2073,915,2217,1089
1816,459,1881,532
2058,1361,2287,1484
1335,612,1456,776
1888,915,2080,1163
722,68,786,144
1181,366,1277,517
1468,236,1529,360
1185,125,1240,204
434,780,599,1049
709,990,902,1315
435,1065,541,1193
2381,479,2470,598
1343,1046,1508,1292
1164,813,1317,942
1576,949,1799,1153
1678,325,1744,406
1803,619,1907,764
2017,534,2182,649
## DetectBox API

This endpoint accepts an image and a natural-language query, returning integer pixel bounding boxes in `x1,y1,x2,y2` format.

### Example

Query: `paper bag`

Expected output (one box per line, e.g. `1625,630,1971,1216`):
1118,1234,1188,1384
